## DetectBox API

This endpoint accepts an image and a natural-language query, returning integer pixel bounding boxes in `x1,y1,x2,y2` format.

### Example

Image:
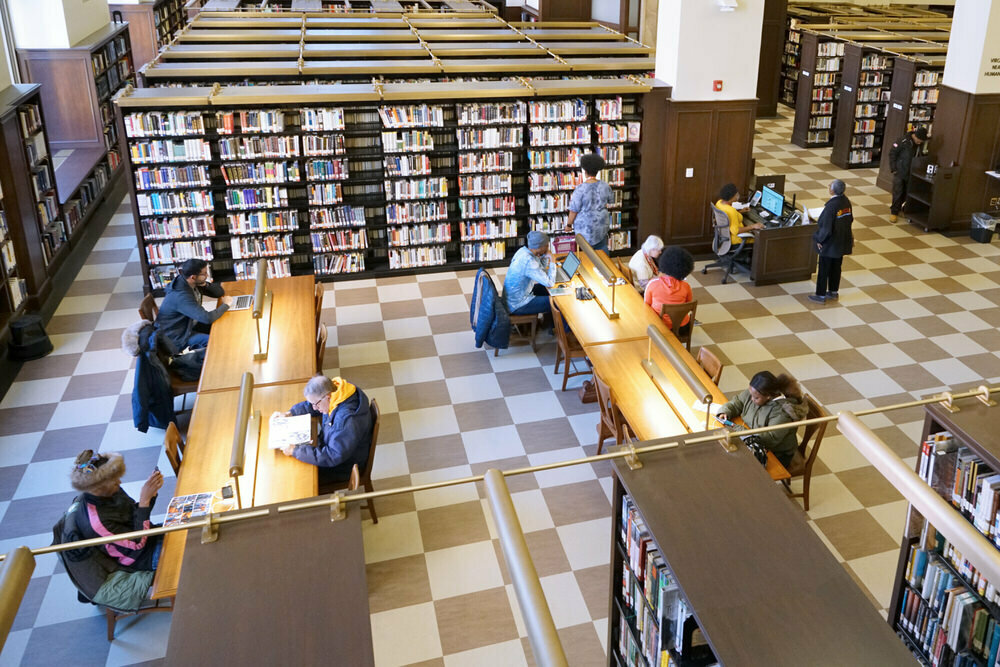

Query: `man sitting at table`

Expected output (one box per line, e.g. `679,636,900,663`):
156,259,232,352
502,230,556,317
275,374,374,492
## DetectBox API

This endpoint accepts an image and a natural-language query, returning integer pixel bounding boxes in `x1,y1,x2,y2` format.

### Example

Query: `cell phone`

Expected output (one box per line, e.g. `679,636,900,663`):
154,466,160,473
715,415,735,428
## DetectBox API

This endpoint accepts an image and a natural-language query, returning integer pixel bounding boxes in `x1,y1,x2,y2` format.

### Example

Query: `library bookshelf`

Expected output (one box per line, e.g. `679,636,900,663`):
608,438,914,667
110,0,189,69
790,31,844,148
114,77,649,291
0,85,68,335
830,43,894,169
889,400,1000,667
779,15,803,108
189,0,498,12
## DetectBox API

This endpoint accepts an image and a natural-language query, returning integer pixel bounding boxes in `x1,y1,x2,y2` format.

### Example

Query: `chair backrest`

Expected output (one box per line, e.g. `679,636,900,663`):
593,370,615,427
659,300,698,346
616,258,635,287
316,322,328,372
164,421,184,475
314,283,324,327
799,395,829,474
360,398,380,481
549,299,573,351
696,346,724,386
138,294,158,323
348,464,361,491
710,203,733,257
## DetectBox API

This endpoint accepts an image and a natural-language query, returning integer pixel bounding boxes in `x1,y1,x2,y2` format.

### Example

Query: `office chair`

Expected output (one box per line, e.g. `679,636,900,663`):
702,204,752,284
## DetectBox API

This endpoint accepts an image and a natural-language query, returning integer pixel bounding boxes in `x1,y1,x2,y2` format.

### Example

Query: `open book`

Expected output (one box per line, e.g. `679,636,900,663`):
268,413,312,449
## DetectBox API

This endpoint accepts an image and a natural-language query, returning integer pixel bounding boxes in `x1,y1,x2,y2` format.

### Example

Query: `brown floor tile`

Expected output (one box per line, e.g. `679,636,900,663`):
774,311,828,333
975,307,1000,328
496,368,552,397
85,248,134,265
516,417,580,455
698,321,751,344
922,277,968,295
65,278,118,297
419,280,463,298
45,313,100,335
371,475,416,518
366,554,432,614
871,267,917,284
894,339,949,363
574,565,611,620
387,336,438,361
823,349,877,375
491,539,511,585
524,623,606,667
396,380,452,413
105,291,145,311
434,588,518,655
428,312,469,335
525,528,571,577
832,325,888,348
334,286,379,306
86,329,127,352
379,412,403,444
454,398,513,431
812,509,897,561
755,334,813,359
719,299,772,321
33,424,108,462
111,393,134,422
321,346,339,372
556,389,600,417
956,352,1000,379
847,303,898,324
890,235,931,251
883,364,948,393
542,480,611,526
403,659,445,667
339,362,395,389
867,393,926,425
745,283,789,299
382,300,427,320
14,354,83,381
61,371,128,401
0,404,57,436
471,455,539,494
836,466,903,507
440,351,493,378
337,322,386,346
870,424,921,458
878,251,921,266
418,500,490,552
378,274,419,286
320,306,337,327
104,224,136,237
803,375,864,405
967,328,1000,351
123,261,143,276
404,434,469,474
912,296,964,317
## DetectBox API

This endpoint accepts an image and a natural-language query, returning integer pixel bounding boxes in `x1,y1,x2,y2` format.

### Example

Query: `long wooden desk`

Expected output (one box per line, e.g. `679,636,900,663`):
152,382,318,599
198,274,317,393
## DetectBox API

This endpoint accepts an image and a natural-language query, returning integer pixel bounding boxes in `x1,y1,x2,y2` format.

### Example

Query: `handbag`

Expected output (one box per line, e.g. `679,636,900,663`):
743,434,768,466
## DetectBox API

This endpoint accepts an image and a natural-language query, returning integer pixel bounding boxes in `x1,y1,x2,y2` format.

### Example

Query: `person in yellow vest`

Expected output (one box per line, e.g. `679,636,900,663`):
716,183,763,246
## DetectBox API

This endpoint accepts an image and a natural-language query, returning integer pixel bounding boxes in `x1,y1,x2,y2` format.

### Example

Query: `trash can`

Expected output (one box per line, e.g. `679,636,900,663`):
971,212,999,243
7,313,53,361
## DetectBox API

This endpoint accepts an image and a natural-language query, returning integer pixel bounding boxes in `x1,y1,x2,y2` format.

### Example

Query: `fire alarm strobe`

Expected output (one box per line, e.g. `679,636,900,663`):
713,80,723,92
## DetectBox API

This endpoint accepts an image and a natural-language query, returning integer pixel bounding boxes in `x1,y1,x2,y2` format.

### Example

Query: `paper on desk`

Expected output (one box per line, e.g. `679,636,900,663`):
806,207,824,222
691,400,722,415
549,287,572,297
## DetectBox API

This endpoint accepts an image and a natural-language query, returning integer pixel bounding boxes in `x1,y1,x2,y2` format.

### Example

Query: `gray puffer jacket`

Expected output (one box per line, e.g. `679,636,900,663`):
720,390,809,467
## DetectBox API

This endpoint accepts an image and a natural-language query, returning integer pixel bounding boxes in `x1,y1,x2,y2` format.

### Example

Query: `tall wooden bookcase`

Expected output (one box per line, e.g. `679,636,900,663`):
110,0,189,69
830,43,894,169
608,439,915,667
791,31,844,148
889,401,1000,666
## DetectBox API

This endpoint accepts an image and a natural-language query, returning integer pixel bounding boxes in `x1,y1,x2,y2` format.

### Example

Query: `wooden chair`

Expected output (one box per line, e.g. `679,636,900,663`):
138,294,158,322
696,346,724,386
782,394,829,511
659,300,698,351
314,282,324,327
139,294,199,411
502,313,540,356
594,371,632,455
616,258,635,288
550,300,590,391
319,399,380,523
347,464,361,491
164,421,185,475
316,322,328,371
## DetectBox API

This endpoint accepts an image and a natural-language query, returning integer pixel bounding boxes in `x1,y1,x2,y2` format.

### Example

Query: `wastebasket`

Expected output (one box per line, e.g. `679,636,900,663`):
971,212,999,243
7,313,53,361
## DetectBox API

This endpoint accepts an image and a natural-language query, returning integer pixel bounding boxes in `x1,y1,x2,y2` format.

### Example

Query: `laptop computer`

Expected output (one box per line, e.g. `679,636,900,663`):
554,251,581,284
229,294,254,311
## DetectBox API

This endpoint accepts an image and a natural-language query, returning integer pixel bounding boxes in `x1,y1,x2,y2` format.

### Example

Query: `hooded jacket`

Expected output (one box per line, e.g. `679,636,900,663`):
156,274,227,350
471,267,511,351
889,134,919,179
288,384,374,477
813,194,854,259
125,321,175,433
720,390,809,467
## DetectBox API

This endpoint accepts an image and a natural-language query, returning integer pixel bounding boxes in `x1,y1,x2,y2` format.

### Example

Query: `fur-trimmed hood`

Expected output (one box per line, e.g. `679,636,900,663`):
121,320,153,357
71,451,125,492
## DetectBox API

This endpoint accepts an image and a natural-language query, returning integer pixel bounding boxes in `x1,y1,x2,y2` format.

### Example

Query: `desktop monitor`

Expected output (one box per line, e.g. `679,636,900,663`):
761,185,784,218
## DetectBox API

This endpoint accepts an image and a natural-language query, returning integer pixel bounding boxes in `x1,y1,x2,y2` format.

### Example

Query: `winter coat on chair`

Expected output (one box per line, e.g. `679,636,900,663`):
123,320,175,433
470,268,512,351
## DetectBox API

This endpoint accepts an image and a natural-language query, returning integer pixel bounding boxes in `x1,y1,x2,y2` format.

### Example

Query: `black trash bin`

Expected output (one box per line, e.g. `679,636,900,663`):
971,212,998,243
8,314,53,361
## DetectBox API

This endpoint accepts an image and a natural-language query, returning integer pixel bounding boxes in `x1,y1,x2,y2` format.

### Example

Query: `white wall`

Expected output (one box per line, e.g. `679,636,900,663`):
8,0,109,49
63,0,112,44
655,0,765,101
943,0,1000,95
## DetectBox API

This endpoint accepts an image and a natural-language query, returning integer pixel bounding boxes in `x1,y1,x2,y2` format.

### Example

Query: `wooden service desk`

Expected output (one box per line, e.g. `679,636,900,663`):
197,274,316,393
151,383,318,599
551,251,668,347
742,212,819,286
587,339,790,482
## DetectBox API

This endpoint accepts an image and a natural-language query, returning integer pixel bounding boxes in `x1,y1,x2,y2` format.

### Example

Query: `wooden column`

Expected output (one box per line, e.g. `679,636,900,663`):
755,0,787,118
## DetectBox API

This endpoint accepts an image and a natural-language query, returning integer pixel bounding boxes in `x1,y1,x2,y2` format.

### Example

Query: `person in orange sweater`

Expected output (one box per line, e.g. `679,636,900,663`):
644,246,694,333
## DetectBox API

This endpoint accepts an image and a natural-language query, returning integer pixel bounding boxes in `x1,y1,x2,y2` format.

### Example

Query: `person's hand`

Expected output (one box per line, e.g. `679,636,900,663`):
817,243,823,251
281,445,297,457
717,413,728,422
139,469,164,507
754,223,765,230
272,410,291,419
220,295,233,307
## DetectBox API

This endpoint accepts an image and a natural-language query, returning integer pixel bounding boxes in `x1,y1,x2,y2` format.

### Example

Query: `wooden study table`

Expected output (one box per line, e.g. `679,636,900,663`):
152,382,318,599
197,274,317,393
550,251,669,347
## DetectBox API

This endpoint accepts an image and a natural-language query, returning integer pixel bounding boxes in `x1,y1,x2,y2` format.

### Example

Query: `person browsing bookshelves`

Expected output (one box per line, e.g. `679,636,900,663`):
643,246,694,334
567,153,614,252
718,371,808,467
716,183,763,246
627,234,664,292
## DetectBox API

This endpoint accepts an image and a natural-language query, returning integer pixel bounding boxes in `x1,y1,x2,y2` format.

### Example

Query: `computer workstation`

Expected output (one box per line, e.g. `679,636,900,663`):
743,185,804,228
736,180,819,286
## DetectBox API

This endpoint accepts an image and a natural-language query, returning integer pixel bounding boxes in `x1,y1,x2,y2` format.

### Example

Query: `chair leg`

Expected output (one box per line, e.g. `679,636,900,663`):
529,317,538,352
106,608,116,641
554,346,563,375
802,476,811,512
561,355,571,391
364,479,378,524
494,346,499,357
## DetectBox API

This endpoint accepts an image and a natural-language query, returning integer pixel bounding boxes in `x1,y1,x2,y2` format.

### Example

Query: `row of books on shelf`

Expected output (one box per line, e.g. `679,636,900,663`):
528,125,590,147
311,230,367,252
597,145,627,166
39,220,66,267
311,206,366,229
913,89,941,105
385,177,447,201
387,223,450,247
218,110,284,135
382,130,435,153
219,136,301,160
851,134,878,149
811,102,833,115
309,183,344,206
235,257,290,281
901,520,1000,667
1,239,15,275
460,240,506,263
861,54,892,71
124,111,206,137
854,119,881,133
816,57,842,72
860,71,887,87
37,194,60,229
314,251,364,275
388,245,446,269
855,103,887,119
459,218,517,241
91,34,129,76
130,139,211,164
146,239,212,266
386,200,448,224
64,160,112,235
609,230,632,251
30,166,54,201
811,87,834,101
809,116,833,130
459,196,516,219
807,130,831,144
229,210,299,234
378,105,444,129
137,190,214,216
458,174,512,196
221,161,298,186
7,277,26,311
528,99,587,124
595,122,641,144
18,104,42,138
457,127,522,150
100,61,132,99
136,165,212,190
141,215,216,240
910,108,935,122
385,154,432,177
857,87,889,102
847,149,878,165
457,102,525,126
814,72,839,86
232,233,295,259
460,151,513,174
306,159,349,181
225,186,289,211
916,70,942,87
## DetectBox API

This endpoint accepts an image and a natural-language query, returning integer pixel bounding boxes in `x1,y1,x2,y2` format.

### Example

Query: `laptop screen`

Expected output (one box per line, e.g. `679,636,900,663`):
561,252,581,279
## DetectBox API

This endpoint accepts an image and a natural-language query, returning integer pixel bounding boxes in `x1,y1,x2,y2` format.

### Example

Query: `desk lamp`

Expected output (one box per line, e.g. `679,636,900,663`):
229,372,260,509
251,257,273,361
641,325,716,432
575,233,626,320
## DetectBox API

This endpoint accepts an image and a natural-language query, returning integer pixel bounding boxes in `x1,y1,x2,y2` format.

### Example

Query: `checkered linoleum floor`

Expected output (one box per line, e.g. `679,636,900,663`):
3,112,1000,665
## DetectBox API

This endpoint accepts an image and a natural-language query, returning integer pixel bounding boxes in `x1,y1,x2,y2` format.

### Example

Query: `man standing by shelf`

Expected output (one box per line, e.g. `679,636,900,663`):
156,258,231,351
888,126,928,223
809,179,854,305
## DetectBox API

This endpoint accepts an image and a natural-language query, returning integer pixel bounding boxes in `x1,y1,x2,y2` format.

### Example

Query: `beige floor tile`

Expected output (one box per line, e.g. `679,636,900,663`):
539,572,591,629
845,550,901,610
371,602,443,667
363,511,425,564
557,517,611,570
410,465,479,510
522,622,607,667
510,489,555,534
817,434,874,473
804,473,865,520
426,541,504,600
443,639,527,667
867,499,909,542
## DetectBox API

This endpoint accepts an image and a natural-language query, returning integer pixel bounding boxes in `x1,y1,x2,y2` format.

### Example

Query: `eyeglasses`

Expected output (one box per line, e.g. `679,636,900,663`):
309,393,330,409
76,454,107,474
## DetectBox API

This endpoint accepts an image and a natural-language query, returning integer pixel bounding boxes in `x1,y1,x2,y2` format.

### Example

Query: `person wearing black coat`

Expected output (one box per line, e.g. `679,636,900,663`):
888,126,928,222
809,179,854,304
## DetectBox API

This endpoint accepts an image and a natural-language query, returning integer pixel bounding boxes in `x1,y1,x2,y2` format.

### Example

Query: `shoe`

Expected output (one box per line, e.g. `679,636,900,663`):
807,294,826,304
827,292,839,300
889,214,898,223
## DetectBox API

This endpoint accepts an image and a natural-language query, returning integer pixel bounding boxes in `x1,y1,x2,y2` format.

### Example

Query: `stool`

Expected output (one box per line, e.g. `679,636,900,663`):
498,313,540,356
8,314,53,361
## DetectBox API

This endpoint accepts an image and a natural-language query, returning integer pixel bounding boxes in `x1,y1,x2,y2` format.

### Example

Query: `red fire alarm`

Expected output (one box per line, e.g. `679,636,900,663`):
713,80,723,92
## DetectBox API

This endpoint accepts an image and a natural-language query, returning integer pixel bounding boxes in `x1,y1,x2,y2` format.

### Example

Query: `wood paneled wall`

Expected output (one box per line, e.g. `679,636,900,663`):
639,86,757,254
